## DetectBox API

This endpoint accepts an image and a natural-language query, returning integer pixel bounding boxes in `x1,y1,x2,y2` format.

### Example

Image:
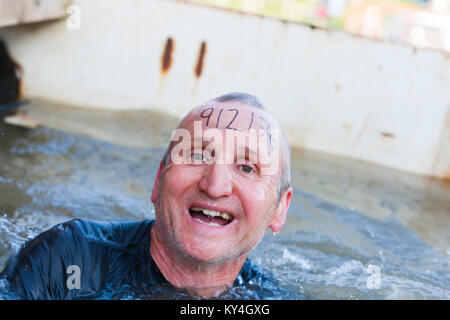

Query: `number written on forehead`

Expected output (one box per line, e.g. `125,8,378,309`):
199,107,272,150
199,107,269,133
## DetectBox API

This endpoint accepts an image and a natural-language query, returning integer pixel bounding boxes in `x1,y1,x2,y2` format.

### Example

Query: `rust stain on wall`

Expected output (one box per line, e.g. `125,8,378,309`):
12,59,24,100
161,37,174,74
380,132,395,138
341,123,351,133
195,41,207,78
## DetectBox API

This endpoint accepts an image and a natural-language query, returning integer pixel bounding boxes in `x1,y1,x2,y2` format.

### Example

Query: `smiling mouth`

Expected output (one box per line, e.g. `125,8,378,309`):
189,206,234,227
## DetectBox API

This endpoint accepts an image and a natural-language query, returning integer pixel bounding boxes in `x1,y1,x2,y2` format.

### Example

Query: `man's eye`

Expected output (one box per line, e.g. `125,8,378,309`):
239,165,254,174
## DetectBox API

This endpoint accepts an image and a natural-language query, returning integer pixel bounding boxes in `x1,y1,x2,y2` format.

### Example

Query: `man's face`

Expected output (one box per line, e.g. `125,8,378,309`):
152,101,291,264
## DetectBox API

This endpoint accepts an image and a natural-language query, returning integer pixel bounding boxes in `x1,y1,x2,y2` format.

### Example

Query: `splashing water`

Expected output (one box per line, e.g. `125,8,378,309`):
0,105,449,300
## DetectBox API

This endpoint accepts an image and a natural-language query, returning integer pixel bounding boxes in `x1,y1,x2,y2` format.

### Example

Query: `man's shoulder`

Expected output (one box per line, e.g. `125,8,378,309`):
58,218,154,246
11,218,155,268
2,218,155,299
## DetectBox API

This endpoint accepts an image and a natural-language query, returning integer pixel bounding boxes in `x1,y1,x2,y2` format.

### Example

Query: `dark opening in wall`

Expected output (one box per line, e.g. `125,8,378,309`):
0,39,19,106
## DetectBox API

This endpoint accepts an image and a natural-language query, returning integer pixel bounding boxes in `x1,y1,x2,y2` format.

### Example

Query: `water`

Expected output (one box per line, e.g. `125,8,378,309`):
0,100,449,299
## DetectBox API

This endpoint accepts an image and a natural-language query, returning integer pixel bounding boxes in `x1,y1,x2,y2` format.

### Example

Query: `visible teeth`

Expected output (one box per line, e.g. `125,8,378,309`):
190,207,233,221
220,212,233,221
194,218,222,227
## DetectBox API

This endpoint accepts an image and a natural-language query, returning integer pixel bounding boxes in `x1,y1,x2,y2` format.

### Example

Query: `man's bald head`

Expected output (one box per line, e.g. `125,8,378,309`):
161,92,291,202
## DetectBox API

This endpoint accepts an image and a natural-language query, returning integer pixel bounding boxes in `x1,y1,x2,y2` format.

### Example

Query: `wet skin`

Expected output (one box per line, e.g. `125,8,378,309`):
149,101,292,296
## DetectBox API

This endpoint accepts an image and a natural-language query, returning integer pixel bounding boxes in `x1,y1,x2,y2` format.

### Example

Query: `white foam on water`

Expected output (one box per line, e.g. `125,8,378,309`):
0,215,38,253
281,248,314,270
327,260,365,276
383,275,450,300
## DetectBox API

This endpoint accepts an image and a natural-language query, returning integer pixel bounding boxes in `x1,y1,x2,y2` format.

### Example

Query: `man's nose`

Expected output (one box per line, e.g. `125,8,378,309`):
198,164,233,198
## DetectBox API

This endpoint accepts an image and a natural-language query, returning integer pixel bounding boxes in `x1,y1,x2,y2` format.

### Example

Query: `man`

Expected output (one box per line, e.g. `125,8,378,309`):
1,92,293,299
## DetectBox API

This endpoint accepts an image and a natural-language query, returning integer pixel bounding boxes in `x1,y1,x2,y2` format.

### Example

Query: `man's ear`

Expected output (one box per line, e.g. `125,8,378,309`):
269,187,293,233
151,161,164,203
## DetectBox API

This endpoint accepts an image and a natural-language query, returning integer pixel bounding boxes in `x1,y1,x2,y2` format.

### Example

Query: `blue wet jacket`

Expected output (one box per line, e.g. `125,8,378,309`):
1,219,274,299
